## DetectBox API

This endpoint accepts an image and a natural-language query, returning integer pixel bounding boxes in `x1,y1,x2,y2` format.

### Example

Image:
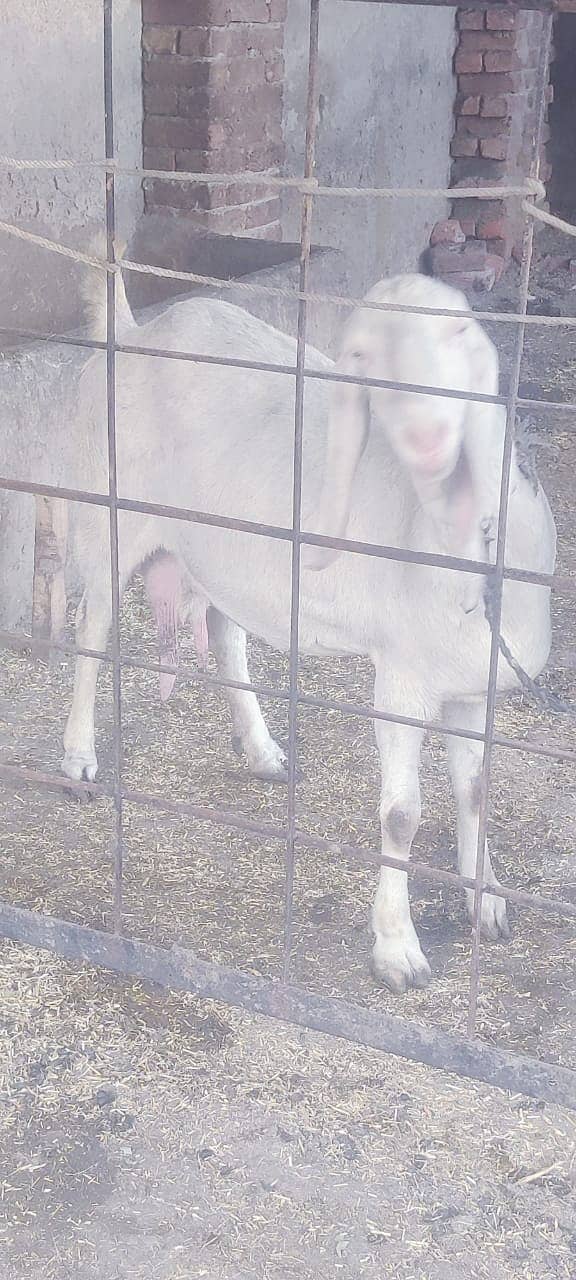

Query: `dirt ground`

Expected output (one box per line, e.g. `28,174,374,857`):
1,231,576,1277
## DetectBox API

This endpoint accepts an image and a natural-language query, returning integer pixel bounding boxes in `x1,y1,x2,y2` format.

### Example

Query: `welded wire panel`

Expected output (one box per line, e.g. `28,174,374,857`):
0,0,573,1107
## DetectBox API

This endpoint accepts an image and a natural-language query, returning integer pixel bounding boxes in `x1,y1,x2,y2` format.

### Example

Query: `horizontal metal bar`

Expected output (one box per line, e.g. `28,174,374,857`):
2,759,575,918
3,320,576,418
3,624,576,766
0,901,574,1109
0,474,570,595
341,0,560,10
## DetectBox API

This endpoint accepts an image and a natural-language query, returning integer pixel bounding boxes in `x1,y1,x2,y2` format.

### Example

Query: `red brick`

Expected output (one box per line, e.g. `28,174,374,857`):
458,73,517,95
208,82,282,125
451,136,479,157
173,149,207,171
459,30,514,50
192,205,250,233
459,217,476,237
483,50,518,72
144,115,203,148
193,0,271,21
142,0,198,20
457,95,481,115
430,219,466,247
142,177,213,211
177,27,212,57
430,243,488,273
457,9,486,29
142,25,180,54
485,8,518,30
178,86,211,117
442,266,497,292
456,116,510,138
453,197,504,223
144,84,179,115
480,95,509,117
143,0,272,20
455,50,483,74
480,136,508,160
208,26,282,57
175,141,283,172
143,146,175,171
144,55,211,87
477,216,507,240
451,156,506,184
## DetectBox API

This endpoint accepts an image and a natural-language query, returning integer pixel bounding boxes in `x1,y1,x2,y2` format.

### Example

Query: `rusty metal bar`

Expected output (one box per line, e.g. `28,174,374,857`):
1,901,575,1110
2,758,575,922
467,11,555,1038
103,0,124,931
3,621,576,768
342,0,560,10
4,322,576,412
2,473,574,599
283,0,321,985
3,624,576,768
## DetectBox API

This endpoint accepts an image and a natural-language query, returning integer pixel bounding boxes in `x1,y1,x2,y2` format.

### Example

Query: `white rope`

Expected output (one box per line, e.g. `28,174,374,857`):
0,153,546,203
0,195,575,331
523,200,576,238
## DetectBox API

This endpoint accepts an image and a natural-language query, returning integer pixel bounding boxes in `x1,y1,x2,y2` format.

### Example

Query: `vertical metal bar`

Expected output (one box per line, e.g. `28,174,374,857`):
282,0,321,984
103,0,124,931
466,11,553,1036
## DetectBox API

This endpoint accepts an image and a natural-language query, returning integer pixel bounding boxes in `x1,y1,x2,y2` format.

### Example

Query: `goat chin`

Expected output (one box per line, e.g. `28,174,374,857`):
62,271,556,993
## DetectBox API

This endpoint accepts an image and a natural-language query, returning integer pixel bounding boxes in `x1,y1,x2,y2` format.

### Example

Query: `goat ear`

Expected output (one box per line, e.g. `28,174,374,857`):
303,351,369,571
458,315,499,397
459,317,504,535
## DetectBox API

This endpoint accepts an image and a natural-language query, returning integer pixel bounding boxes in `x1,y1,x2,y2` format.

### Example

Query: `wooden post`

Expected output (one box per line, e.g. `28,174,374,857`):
32,497,68,648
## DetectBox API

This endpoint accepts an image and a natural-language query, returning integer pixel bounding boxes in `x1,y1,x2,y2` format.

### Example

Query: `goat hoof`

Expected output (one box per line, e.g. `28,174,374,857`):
371,935,432,994
475,890,510,941
61,751,98,786
247,738,300,785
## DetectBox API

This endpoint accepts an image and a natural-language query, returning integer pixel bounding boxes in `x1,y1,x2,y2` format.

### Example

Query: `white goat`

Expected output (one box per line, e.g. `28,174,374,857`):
63,269,556,992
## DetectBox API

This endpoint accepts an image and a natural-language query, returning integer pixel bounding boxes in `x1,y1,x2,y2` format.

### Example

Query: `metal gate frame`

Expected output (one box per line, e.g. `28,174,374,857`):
1,0,576,1110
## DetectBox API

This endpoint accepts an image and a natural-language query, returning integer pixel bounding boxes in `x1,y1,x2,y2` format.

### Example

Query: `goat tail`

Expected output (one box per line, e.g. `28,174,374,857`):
81,232,135,339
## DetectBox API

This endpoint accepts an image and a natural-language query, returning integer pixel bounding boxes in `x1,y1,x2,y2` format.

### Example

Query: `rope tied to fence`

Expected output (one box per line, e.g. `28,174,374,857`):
0,153,547,202
0,177,574,334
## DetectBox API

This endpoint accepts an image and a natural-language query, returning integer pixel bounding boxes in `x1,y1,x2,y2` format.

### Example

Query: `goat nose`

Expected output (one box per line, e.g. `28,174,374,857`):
406,423,448,455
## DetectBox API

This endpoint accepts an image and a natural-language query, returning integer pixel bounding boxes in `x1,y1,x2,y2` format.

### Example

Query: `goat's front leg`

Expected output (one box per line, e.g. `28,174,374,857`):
207,609,288,782
444,699,509,940
62,585,112,782
371,663,430,992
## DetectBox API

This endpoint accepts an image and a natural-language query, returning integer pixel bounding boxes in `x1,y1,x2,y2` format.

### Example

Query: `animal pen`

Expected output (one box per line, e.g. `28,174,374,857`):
1,0,576,1112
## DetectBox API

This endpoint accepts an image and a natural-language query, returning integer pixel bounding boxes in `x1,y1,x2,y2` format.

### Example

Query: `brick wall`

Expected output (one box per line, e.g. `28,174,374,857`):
142,0,286,238
429,6,551,290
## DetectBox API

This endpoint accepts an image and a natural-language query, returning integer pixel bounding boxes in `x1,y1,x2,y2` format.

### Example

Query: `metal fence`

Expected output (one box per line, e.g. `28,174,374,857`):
1,0,576,1111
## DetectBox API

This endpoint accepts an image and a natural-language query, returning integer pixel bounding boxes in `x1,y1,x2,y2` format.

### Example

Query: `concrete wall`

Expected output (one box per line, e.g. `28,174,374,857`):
281,0,457,308
0,0,143,335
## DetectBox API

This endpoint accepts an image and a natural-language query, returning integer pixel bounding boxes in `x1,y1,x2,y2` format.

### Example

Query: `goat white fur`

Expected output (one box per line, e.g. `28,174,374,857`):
63,269,556,993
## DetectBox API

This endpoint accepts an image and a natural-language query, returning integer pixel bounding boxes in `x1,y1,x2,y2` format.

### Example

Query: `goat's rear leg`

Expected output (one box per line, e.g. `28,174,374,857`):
208,609,288,782
62,584,111,782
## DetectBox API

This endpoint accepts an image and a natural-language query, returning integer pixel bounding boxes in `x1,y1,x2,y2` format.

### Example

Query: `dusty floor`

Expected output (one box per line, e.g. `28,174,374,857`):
1,232,576,1276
